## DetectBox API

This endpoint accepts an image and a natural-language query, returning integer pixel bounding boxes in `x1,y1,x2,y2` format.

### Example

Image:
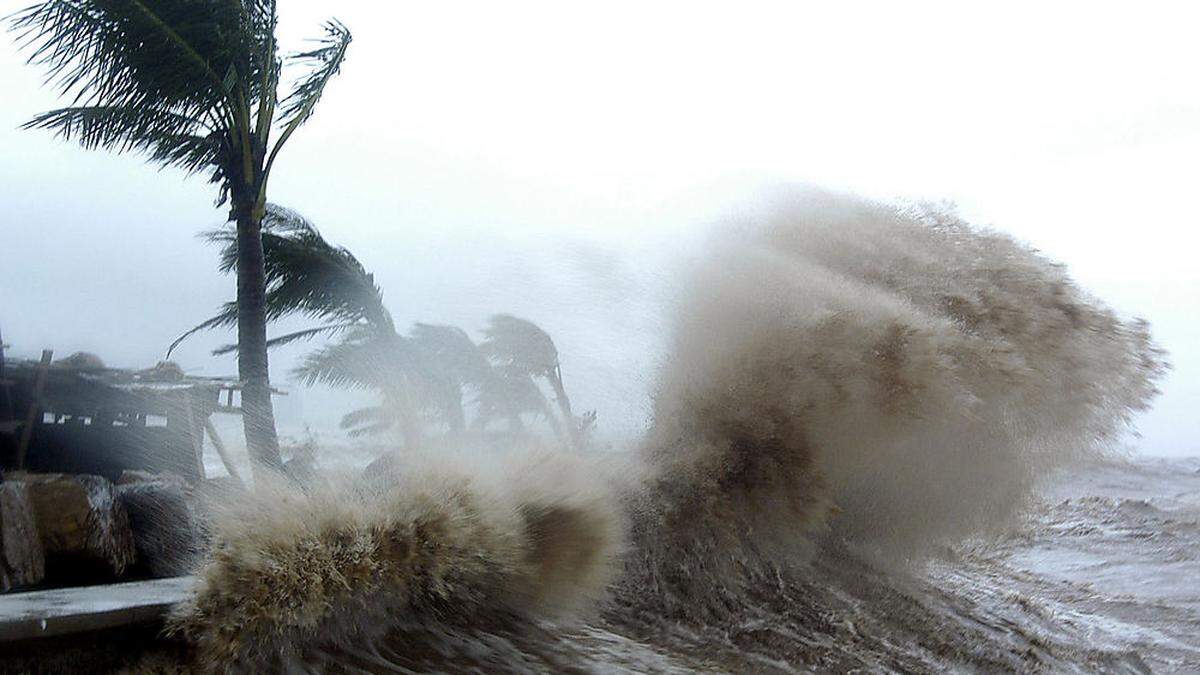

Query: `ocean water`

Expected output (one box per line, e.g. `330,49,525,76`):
158,189,1185,673
967,456,1200,673
580,456,1200,674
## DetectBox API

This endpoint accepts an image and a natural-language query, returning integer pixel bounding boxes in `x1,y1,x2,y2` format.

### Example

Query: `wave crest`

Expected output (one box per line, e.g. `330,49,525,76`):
634,188,1165,574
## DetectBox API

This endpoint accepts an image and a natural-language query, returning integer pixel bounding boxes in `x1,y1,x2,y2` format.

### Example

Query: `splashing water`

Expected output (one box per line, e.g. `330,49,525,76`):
160,188,1167,673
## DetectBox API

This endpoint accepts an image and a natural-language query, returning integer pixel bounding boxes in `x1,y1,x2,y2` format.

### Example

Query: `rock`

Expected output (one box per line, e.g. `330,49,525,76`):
117,480,201,578
0,482,45,591
10,473,136,581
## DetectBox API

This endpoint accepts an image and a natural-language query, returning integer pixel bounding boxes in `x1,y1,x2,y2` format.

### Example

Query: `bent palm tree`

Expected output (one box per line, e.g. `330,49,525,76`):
10,0,352,473
410,323,492,432
481,314,581,449
169,205,392,359
174,210,585,447
170,206,426,446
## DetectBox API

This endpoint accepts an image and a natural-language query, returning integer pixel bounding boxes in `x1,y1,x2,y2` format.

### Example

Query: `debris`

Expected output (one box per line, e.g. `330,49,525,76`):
51,352,105,371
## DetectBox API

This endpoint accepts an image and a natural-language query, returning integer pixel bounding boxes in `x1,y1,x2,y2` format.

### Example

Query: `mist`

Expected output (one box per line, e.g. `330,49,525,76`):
3,1,1197,456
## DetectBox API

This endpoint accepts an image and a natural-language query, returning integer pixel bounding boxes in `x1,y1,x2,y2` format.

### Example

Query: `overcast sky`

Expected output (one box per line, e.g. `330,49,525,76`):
2,1,1197,455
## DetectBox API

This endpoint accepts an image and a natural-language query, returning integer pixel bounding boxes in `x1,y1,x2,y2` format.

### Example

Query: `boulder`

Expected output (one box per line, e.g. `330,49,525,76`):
10,473,136,581
117,478,201,578
0,482,45,591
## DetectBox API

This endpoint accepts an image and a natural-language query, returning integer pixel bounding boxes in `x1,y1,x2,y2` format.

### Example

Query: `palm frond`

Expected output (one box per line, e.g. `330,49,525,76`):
147,131,225,176
24,104,205,148
10,0,238,126
6,0,293,199
276,20,350,131
339,405,397,436
165,301,237,358
210,321,359,355
410,323,493,383
291,330,412,390
474,365,546,417
24,105,225,178
202,204,320,272
480,314,560,377
261,19,350,190
187,204,391,340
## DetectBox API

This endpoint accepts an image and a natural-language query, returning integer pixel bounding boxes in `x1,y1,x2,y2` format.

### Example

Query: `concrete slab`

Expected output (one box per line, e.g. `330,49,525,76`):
0,576,193,641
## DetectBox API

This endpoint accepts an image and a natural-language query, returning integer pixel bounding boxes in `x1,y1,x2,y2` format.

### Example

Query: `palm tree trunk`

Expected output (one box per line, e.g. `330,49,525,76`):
537,393,568,447
549,366,581,449
386,383,423,451
235,206,282,474
446,390,467,433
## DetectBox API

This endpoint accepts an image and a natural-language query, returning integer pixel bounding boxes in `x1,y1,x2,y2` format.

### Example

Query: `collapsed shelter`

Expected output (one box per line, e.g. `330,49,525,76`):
0,349,254,483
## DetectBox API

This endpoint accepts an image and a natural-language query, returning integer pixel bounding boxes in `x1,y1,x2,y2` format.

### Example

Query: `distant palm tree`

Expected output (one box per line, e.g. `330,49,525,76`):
174,210,584,448
168,206,426,447
10,0,352,473
409,323,491,433
481,314,582,449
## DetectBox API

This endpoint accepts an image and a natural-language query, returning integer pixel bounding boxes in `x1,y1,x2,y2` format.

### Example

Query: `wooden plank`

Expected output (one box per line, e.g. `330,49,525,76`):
0,576,194,642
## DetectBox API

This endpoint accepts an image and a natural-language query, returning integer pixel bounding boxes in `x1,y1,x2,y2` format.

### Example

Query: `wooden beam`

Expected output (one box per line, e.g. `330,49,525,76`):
15,350,52,471
203,418,244,488
183,394,207,482
0,326,11,421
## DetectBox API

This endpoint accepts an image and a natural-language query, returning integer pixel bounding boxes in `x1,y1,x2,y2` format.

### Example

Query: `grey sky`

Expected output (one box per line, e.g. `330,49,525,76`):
2,1,1197,454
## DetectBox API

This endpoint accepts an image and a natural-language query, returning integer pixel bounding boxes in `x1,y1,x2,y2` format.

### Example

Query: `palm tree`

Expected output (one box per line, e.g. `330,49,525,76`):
168,206,426,446
174,210,585,447
293,325,426,446
168,205,393,359
481,314,582,449
409,323,492,433
10,0,352,473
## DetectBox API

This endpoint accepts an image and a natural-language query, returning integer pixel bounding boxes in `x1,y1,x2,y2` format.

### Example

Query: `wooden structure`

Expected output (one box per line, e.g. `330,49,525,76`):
0,353,267,484
0,575,193,642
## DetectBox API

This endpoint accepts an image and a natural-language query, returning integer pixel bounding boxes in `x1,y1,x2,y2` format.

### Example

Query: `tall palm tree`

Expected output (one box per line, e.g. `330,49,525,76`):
10,0,352,472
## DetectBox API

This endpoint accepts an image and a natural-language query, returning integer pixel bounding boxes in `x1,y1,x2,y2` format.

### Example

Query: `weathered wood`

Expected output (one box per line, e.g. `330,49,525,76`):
0,576,193,642
10,473,136,581
180,392,206,481
0,483,44,591
15,350,52,470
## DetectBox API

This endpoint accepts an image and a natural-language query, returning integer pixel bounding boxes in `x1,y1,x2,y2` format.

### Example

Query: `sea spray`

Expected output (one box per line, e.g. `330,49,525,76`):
167,187,1165,671
168,450,624,671
627,188,1165,571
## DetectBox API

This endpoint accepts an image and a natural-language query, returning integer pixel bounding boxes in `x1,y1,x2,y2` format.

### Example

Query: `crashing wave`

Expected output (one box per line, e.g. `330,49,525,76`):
165,187,1165,671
